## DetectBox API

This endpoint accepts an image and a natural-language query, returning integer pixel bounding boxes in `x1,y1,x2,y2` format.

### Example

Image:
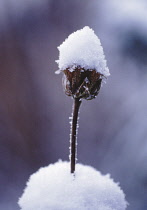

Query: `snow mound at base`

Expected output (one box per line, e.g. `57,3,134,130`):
18,161,127,210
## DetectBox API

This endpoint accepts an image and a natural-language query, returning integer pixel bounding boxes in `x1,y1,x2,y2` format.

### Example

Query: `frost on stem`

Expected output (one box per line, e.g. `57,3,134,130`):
69,98,81,174
56,26,110,173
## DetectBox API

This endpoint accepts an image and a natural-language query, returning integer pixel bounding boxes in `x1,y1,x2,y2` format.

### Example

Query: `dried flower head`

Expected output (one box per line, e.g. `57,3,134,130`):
56,26,110,100
63,66,102,100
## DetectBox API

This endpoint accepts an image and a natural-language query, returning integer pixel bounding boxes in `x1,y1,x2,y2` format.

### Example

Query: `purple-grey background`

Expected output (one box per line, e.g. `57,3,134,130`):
0,0,147,209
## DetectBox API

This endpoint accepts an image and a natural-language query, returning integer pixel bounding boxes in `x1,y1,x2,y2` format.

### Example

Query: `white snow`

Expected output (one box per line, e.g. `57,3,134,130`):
56,26,110,77
18,161,127,210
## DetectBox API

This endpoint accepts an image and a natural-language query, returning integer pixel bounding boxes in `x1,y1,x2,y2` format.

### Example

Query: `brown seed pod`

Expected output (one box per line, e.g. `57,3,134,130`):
62,66,103,100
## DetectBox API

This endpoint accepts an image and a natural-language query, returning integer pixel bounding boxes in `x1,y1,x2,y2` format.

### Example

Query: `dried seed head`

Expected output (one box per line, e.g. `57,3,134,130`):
56,27,110,99
62,66,103,100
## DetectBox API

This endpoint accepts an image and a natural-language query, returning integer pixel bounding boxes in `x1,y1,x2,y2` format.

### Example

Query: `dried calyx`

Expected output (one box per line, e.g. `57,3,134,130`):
63,66,103,100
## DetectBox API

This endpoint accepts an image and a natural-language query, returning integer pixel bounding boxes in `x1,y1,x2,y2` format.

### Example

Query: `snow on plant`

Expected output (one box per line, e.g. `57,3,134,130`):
18,27,127,210
56,26,110,173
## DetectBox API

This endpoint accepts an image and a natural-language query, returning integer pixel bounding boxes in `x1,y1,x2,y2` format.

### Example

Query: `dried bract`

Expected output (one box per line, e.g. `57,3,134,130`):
63,66,102,100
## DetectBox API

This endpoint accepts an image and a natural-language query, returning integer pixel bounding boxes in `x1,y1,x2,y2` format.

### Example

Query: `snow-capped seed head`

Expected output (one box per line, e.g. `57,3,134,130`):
56,26,110,100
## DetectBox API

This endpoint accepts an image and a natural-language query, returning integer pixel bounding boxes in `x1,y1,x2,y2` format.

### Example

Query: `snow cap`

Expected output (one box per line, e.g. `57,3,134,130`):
56,26,110,77
18,161,127,210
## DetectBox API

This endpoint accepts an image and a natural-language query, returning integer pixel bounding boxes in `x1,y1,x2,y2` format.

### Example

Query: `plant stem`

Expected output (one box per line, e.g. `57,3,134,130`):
70,98,82,174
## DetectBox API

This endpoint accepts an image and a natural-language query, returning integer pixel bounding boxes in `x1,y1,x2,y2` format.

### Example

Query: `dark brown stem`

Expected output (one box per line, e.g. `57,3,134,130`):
70,98,82,174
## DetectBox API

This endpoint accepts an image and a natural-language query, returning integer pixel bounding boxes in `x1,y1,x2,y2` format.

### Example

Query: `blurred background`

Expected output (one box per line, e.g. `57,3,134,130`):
0,0,147,209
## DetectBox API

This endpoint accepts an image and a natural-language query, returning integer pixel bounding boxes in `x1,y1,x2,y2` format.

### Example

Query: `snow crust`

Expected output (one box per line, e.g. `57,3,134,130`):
56,26,110,77
18,161,127,210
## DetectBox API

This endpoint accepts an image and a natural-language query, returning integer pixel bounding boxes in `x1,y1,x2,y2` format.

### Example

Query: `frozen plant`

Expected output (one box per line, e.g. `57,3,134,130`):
18,27,127,210
56,26,110,173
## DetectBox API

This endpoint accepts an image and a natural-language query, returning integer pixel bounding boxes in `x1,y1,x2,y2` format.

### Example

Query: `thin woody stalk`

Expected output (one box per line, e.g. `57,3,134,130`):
64,68,102,174
70,98,82,174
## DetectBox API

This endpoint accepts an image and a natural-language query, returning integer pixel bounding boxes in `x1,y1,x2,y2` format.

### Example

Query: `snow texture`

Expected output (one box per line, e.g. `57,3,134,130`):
18,161,127,210
56,26,110,77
